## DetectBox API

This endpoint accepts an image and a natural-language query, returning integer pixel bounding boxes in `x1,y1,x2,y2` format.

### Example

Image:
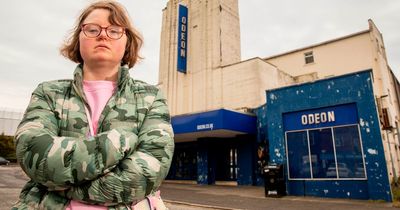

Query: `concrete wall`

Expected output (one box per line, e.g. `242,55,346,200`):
220,58,294,111
265,32,374,78
159,0,241,115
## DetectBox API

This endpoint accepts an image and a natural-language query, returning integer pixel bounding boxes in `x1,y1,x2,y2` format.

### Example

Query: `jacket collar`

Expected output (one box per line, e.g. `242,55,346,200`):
72,64,130,99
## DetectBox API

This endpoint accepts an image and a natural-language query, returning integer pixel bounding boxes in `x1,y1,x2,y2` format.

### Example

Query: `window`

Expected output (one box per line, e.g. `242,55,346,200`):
304,51,314,64
309,128,336,178
334,126,365,178
286,124,366,180
286,131,311,178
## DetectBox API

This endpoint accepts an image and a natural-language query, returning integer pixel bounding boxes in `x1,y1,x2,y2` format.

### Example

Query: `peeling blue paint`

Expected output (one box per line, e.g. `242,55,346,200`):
197,143,209,184
368,149,378,155
262,70,391,201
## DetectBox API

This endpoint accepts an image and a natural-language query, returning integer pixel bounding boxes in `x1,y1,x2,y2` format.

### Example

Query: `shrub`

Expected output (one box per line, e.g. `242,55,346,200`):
0,133,16,162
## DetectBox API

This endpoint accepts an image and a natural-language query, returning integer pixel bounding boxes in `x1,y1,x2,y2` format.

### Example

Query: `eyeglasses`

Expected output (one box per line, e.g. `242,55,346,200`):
81,23,125,40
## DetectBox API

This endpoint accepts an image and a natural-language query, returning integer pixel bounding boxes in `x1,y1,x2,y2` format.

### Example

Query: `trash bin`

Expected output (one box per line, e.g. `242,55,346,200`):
263,164,286,197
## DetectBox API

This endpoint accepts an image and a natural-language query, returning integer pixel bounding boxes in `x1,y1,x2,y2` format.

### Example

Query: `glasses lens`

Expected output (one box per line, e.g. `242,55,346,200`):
83,24,101,38
82,24,124,39
106,26,124,39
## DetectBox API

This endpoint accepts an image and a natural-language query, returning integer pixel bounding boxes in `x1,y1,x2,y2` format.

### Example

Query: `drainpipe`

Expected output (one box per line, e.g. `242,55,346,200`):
385,129,397,183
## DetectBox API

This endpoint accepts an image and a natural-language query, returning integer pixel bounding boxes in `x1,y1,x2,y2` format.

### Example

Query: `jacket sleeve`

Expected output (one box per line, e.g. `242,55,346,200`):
66,89,175,205
15,83,140,190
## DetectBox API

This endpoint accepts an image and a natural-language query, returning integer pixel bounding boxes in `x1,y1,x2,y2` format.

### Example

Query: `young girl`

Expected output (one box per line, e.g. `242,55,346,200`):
13,1,173,209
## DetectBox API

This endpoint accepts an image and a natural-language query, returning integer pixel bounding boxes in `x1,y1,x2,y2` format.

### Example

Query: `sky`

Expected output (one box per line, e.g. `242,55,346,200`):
0,0,399,111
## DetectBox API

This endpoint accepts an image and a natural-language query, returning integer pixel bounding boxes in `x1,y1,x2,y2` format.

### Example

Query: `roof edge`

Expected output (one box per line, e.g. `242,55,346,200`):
263,29,370,60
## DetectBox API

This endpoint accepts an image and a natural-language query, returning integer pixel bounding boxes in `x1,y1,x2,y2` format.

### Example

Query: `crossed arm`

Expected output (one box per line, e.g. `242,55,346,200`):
15,83,174,205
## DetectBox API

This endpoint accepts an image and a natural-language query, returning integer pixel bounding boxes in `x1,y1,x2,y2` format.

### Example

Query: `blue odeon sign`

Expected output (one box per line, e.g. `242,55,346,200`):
283,103,359,131
177,4,188,73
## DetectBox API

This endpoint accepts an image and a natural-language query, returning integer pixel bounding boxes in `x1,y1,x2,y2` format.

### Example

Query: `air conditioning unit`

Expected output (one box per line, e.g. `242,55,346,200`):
382,108,394,130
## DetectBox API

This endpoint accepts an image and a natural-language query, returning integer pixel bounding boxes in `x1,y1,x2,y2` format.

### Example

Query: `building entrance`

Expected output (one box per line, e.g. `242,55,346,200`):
209,140,238,182
215,146,237,181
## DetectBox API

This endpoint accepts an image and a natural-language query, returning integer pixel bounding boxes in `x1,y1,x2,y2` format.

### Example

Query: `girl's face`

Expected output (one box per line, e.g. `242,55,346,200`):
79,9,127,67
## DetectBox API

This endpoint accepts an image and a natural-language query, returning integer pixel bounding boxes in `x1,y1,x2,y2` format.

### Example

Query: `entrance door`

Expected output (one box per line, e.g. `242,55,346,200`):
214,143,237,181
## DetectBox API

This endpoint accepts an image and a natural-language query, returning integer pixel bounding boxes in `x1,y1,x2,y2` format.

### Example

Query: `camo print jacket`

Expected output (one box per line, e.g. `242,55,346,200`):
13,65,174,210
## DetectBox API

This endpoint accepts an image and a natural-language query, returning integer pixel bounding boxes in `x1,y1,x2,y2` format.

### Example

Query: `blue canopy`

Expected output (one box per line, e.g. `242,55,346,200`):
171,109,256,142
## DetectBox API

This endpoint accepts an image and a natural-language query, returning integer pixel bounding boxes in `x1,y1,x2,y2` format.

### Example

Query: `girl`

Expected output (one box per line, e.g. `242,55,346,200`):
13,1,173,209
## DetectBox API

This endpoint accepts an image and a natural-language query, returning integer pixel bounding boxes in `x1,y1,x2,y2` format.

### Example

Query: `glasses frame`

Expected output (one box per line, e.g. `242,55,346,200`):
81,23,126,40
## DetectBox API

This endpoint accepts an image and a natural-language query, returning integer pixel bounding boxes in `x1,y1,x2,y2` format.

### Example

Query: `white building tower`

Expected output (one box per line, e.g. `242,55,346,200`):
158,0,241,115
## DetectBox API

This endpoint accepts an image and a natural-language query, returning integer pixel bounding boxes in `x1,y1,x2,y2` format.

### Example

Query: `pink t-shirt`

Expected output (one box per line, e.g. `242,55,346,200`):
83,80,117,136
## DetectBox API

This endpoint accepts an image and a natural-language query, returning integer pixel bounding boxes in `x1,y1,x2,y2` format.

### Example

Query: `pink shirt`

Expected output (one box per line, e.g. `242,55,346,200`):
83,80,117,136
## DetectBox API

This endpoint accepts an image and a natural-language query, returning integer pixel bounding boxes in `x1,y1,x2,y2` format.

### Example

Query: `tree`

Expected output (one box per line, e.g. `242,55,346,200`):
0,133,16,161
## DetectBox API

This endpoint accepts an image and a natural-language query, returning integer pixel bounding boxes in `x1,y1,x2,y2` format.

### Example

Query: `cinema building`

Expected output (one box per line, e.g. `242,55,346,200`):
159,0,400,202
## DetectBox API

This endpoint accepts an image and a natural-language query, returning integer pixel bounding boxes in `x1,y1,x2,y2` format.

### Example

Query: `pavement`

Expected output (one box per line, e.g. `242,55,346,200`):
160,181,394,210
0,165,396,210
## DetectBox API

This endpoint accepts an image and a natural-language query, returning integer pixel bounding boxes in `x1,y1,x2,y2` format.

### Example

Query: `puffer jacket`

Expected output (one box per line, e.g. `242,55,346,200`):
12,65,174,209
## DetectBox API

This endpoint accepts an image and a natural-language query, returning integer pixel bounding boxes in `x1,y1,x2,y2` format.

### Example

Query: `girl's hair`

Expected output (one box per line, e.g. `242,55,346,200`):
60,0,143,68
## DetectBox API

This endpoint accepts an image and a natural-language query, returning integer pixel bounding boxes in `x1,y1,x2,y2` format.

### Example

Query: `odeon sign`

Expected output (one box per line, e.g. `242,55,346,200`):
283,103,358,131
179,16,187,58
177,4,188,73
301,111,335,125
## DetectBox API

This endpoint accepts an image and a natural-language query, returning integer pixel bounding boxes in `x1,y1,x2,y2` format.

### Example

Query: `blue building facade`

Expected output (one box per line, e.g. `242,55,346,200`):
167,70,392,201
262,70,391,201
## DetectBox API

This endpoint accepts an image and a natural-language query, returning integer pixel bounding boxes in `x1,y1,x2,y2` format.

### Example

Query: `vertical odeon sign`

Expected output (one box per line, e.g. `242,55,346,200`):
177,4,188,73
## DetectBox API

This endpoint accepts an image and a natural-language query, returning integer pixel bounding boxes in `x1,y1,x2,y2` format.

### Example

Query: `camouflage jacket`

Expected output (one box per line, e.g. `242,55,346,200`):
13,65,174,209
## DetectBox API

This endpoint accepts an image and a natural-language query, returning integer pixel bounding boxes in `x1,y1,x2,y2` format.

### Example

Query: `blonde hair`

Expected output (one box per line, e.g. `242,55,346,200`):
60,0,143,68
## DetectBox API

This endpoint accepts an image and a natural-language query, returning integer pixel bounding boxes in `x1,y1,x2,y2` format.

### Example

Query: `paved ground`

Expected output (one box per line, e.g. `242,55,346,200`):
0,164,28,209
0,164,395,210
160,182,394,210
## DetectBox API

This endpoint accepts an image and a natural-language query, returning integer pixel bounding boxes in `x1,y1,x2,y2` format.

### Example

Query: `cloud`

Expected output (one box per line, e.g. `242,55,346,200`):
239,0,400,78
1,0,399,110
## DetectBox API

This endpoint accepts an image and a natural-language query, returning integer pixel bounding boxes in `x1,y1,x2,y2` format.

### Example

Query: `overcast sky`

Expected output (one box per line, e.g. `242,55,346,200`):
1,0,399,111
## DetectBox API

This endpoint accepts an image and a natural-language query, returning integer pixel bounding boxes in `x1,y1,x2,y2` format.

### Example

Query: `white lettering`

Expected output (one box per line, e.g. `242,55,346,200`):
320,112,327,123
197,123,214,130
179,14,187,59
301,115,307,125
180,49,186,57
328,111,335,122
315,113,320,124
301,111,336,125
308,114,314,124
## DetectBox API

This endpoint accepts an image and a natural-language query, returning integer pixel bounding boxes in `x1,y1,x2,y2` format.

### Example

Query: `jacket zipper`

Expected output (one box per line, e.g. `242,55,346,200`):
73,66,126,137
72,81,94,138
